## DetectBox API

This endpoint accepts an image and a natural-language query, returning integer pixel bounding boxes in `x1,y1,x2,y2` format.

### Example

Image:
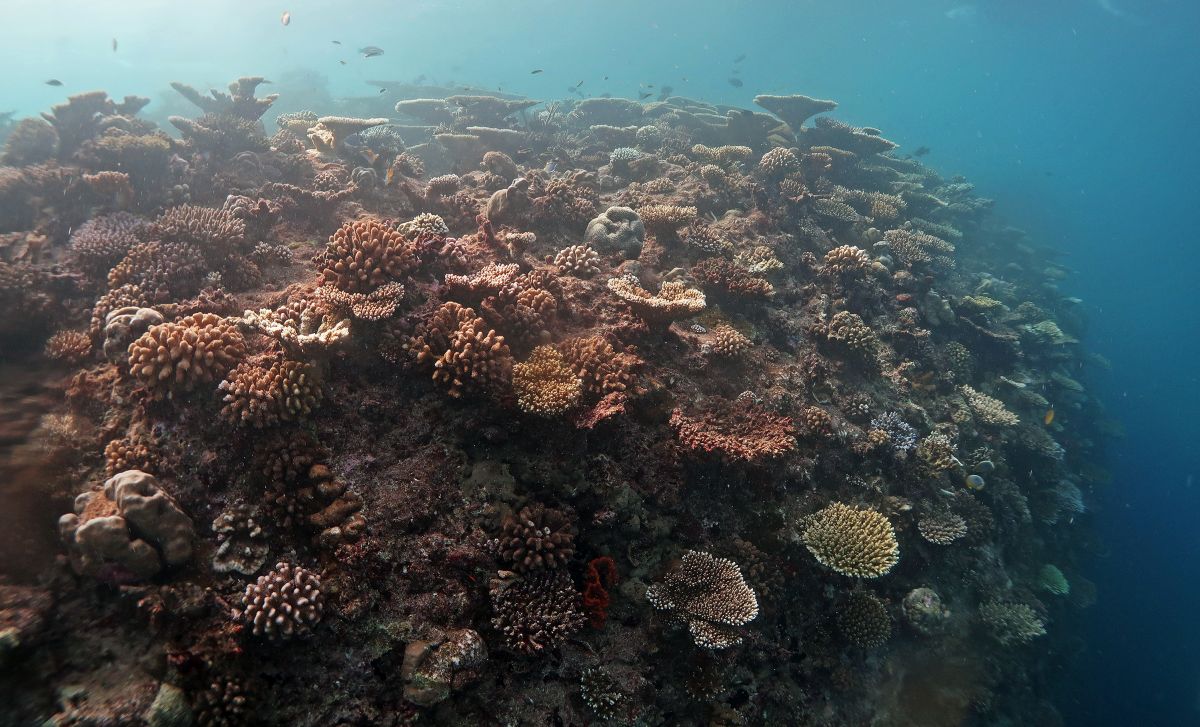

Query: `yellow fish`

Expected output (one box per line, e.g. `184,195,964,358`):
1043,407,1055,426
385,166,396,186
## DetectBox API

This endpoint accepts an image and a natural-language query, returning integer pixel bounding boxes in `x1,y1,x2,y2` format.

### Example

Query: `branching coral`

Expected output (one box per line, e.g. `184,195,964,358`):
818,311,879,354
497,504,576,572
637,204,697,237
646,550,759,649
127,313,247,399
315,219,428,293
69,212,144,277
803,502,899,578
960,385,1020,426
692,258,775,299
512,345,583,416
838,591,891,648
979,600,1045,646
710,325,752,357
212,502,270,575
757,147,799,178
917,511,968,545
218,357,322,428
822,245,871,276
315,281,406,321
489,570,585,655
557,336,638,398
240,561,324,639
884,228,955,267
410,302,512,398
553,244,601,277
670,397,795,462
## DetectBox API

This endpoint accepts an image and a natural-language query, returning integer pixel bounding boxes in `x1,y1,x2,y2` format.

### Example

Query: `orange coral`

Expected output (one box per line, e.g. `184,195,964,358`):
219,357,323,428
411,302,512,398
315,219,427,293
127,313,247,399
670,397,796,462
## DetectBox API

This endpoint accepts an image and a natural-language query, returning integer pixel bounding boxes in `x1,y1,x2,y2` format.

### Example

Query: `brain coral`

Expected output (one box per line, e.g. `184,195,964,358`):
803,502,899,578
646,550,759,649
584,206,646,258
512,345,583,416
315,219,426,293
127,313,247,399
670,397,795,462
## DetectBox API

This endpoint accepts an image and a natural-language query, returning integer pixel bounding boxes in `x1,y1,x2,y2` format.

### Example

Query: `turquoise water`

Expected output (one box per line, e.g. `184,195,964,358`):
2,1,1197,723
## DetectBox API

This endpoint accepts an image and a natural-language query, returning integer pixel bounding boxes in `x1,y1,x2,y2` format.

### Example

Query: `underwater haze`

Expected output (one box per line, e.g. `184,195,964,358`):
0,0,1196,724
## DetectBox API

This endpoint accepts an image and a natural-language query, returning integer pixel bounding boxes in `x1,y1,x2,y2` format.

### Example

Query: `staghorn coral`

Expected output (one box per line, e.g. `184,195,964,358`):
489,570,585,655
553,244,601,277
803,502,899,578
411,302,512,398
607,275,705,325
240,561,324,639
838,591,891,648
979,600,1046,646
670,397,795,462
315,219,427,293
918,511,969,545
127,313,247,399
646,550,759,649
512,345,583,416
58,470,195,581
218,357,322,428
961,385,1020,426
496,503,576,572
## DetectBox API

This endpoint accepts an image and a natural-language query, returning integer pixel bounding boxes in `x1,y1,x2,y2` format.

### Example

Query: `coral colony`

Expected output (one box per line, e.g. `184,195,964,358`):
0,79,1105,724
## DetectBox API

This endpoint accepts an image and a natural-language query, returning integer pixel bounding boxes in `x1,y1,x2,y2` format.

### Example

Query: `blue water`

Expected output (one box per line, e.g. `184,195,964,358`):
3,1,1197,722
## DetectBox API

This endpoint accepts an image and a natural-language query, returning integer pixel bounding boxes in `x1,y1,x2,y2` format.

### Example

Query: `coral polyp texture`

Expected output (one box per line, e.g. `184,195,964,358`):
803,502,900,578
0,75,1108,726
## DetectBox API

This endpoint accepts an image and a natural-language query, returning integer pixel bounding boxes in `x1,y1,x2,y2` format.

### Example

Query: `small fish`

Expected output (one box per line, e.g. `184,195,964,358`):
385,167,396,185
913,145,930,157
280,11,291,26
338,60,346,65
331,40,341,45
45,79,63,86
378,88,387,94
727,77,743,87
603,75,609,80
1043,407,1056,426
359,46,384,57
112,38,118,52
573,80,584,89
733,53,746,63
638,92,652,100
530,69,544,74
965,474,986,491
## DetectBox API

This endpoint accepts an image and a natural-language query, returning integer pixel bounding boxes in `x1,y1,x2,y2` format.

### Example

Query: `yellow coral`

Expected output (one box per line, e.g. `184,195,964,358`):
802,502,899,578
512,346,583,416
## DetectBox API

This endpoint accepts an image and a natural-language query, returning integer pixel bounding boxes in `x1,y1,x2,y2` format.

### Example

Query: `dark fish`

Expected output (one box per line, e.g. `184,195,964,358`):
45,79,63,86
913,145,930,157
280,11,291,26
112,38,118,52
638,91,652,100
733,53,746,63
727,77,744,87
573,80,584,88
378,88,387,94
603,75,609,80
359,46,384,57
530,69,544,74
331,40,341,45
339,60,346,65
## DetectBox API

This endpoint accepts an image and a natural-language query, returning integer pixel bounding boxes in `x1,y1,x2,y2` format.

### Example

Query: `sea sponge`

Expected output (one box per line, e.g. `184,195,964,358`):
315,219,427,293
607,275,706,325
127,313,247,399
803,502,899,578
58,470,195,581
240,561,324,639
411,302,512,398
584,206,646,257
838,591,891,648
917,511,968,545
497,503,577,572
710,325,752,357
822,245,871,276
557,336,638,398
218,358,322,428
960,385,1020,426
512,345,583,416
979,600,1045,646
553,244,601,277
670,397,795,462
490,570,585,655
646,550,759,650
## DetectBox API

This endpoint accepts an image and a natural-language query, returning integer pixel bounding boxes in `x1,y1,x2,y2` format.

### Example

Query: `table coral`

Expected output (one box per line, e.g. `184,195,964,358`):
646,550,759,649
803,502,900,578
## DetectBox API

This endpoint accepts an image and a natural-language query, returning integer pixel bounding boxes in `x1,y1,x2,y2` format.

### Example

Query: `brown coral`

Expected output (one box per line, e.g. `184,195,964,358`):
710,325,752,357
646,550,759,649
411,302,512,398
218,358,323,428
670,397,796,462
512,345,583,416
917,511,969,545
490,570,585,655
497,504,577,572
239,561,323,639
802,502,899,578
557,336,638,398
315,219,427,293
127,313,247,399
